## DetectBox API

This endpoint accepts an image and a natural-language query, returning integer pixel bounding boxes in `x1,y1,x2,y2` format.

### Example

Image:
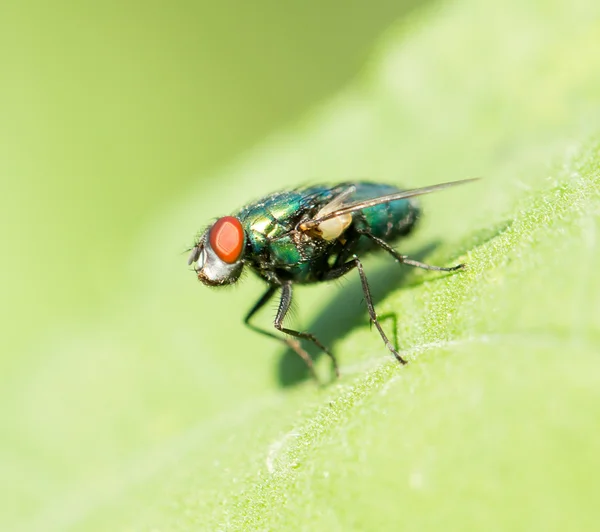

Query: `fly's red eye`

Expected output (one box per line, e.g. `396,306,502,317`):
209,216,244,263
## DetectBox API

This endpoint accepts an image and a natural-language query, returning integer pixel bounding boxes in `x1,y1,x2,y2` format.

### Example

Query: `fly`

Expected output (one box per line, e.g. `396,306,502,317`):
188,178,478,379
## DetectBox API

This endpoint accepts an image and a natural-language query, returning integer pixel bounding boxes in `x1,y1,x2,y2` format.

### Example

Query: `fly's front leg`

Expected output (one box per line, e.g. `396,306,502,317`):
244,286,317,380
324,256,407,365
275,282,339,378
357,229,465,272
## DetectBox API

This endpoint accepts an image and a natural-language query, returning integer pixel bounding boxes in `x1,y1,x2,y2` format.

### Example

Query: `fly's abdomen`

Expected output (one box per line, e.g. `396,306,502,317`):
351,183,420,245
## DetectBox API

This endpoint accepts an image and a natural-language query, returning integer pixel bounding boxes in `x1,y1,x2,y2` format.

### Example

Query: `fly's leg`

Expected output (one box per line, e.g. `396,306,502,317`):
244,286,318,380
357,229,465,272
275,282,339,378
354,257,407,364
324,256,407,365
377,312,400,351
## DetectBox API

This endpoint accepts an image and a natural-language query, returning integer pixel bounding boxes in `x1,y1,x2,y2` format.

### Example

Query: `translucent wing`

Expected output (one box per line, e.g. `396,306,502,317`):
300,178,479,231
318,185,356,214
300,185,357,240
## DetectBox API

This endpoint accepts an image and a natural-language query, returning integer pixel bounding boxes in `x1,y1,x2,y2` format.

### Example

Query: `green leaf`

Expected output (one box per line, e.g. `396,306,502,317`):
6,0,600,530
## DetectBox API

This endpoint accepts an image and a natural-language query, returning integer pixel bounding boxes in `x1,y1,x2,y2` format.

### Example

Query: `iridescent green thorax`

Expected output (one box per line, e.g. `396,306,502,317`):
235,183,420,284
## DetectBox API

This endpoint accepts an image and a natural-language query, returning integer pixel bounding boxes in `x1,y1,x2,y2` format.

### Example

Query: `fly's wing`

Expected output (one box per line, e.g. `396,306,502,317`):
300,185,357,241
318,185,356,214
300,178,479,230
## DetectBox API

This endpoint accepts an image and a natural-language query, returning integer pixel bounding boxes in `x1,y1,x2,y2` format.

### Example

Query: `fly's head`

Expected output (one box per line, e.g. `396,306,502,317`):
188,216,246,286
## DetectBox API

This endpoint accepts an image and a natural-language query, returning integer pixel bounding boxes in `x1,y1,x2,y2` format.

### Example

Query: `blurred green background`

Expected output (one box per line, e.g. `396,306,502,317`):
1,0,416,365
2,0,600,530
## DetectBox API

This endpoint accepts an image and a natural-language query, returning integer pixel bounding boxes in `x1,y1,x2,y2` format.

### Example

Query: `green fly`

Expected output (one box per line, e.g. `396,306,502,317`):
188,178,477,378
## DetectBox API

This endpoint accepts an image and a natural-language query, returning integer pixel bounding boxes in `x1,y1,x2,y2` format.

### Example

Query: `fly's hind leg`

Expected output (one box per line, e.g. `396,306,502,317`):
323,256,407,365
274,282,339,378
357,229,465,272
244,285,318,380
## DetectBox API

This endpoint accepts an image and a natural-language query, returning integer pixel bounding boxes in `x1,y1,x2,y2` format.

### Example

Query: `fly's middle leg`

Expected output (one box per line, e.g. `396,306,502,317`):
274,282,339,379
244,285,318,380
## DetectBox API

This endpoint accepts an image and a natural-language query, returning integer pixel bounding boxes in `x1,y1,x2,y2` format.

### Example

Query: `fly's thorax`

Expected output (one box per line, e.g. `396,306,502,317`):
243,218,333,284
188,216,246,286
238,194,313,266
